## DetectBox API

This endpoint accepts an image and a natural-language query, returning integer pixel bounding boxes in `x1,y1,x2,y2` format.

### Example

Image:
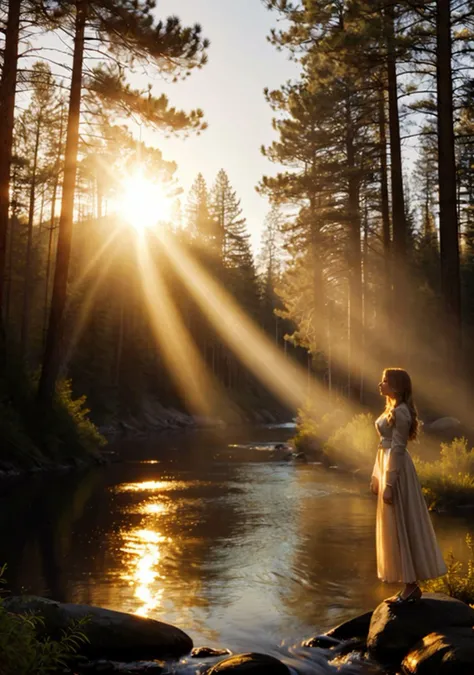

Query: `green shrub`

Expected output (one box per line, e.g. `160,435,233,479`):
293,400,350,453
0,567,88,674
324,413,377,469
414,437,474,510
0,367,105,471
422,534,474,604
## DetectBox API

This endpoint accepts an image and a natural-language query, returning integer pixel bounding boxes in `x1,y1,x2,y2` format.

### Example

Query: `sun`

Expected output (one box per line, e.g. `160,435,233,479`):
119,169,173,233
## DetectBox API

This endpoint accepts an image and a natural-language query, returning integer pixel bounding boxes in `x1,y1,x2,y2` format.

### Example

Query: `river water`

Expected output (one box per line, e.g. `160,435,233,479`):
0,425,473,672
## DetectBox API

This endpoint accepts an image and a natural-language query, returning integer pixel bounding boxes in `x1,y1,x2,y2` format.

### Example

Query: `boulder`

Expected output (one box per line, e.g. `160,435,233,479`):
3,596,192,661
79,661,164,674
206,653,290,674
424,417,461,434
327,611,373,642
402,627,474,675
192,647,232,658
367,594,474,664
302,634,341,649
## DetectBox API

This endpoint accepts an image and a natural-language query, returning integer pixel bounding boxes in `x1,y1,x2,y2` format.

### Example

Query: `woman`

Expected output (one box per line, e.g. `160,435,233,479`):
371,367,446,604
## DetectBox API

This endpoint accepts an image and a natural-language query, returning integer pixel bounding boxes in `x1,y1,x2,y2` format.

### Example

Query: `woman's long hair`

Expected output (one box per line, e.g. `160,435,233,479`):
384,367,419,441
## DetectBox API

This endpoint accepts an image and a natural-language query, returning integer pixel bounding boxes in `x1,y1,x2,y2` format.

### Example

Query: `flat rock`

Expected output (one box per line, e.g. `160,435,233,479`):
3,596,192,661
402,627,474,675
206,653,290,674
367,593,474,664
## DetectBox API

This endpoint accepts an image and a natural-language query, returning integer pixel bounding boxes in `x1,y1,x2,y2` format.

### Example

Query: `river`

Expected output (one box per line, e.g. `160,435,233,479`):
0,425,473,672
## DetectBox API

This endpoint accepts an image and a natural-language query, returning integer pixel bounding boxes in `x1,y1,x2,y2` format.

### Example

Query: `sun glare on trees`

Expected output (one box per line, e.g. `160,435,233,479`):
119,169,173,233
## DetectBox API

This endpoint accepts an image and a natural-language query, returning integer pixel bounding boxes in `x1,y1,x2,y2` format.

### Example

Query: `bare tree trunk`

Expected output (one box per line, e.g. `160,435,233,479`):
437,0,462,364
39,0,87,404
385,5,407,314
21,116,41,357
0,0,21,350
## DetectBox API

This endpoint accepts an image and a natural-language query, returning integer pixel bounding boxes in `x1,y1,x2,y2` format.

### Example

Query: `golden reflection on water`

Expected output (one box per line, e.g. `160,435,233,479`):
117,480,175,492
120,526,171,616
141,501,169,516
118,479,182,617
116,479,209,493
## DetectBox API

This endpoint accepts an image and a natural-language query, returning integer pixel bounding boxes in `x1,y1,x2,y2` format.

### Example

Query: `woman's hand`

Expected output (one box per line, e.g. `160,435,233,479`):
370,476,379,495
383,485,393,505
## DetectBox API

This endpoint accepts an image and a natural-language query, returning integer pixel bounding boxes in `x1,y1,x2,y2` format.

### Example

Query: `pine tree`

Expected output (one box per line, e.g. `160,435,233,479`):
16,62,60,358
38,0,210,404
186,173,215,243
258,204,285,334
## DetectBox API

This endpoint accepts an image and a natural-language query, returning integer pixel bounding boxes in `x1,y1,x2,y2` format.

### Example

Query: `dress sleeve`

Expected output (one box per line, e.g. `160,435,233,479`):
386,406,410,487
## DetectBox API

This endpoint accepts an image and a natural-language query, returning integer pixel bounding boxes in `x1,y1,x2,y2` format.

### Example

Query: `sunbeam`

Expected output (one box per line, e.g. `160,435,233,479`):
135,235,233,420
158,232,363,420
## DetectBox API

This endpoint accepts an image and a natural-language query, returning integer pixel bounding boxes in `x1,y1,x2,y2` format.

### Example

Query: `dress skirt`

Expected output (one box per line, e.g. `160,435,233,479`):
373,446,447,583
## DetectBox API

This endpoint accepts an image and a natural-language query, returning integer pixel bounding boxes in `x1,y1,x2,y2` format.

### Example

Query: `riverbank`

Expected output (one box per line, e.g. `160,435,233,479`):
4,592,474,674
100,399,288,441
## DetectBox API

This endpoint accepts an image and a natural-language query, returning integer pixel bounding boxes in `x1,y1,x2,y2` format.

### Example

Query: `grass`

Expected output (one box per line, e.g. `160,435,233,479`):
0,566,89,674
422,534,474,605
413,437,474,511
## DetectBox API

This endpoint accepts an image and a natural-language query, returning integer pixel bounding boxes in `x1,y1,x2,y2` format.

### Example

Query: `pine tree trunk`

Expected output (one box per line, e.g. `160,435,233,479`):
378,88,391,304
38,0,87,404
0,0,21,348
21,117,41,358
346,98,362,401
361,199,370,403
437,0,462,363
43,178,59,346
42,105,66,347
385,5,407,311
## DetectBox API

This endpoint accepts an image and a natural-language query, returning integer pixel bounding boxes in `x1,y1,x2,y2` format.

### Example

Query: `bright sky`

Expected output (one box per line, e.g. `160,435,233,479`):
135,0,300,251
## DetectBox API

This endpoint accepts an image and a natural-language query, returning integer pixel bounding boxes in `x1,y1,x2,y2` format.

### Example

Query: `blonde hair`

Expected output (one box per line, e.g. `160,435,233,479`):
383,367,419,441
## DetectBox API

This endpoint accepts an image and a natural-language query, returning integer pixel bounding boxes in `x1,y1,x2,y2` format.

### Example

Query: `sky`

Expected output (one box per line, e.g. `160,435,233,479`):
132,0,300,251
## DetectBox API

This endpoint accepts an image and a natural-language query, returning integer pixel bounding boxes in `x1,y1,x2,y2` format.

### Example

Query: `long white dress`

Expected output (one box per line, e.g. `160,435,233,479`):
372,403,447,583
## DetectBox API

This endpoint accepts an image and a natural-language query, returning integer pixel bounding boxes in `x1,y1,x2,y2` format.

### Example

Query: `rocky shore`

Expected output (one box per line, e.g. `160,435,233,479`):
5,592,474,674
99,400,289,441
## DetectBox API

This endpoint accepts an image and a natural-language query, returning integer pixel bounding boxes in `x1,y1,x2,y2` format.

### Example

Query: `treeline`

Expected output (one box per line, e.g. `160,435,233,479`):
260,0,474,415
0,0,303,438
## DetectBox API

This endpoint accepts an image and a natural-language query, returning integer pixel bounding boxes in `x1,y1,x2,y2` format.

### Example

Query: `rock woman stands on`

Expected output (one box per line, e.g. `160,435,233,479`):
371,367,447,603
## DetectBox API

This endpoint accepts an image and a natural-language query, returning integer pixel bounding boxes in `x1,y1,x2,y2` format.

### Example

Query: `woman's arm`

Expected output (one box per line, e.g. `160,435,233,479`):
386,406,411,488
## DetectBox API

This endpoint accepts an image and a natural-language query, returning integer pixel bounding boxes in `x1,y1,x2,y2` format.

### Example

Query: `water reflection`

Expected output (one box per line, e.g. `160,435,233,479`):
0,427,472,657
120,527,168,616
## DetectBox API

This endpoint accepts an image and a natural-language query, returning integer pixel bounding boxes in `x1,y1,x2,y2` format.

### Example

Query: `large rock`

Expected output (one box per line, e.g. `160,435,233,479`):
402,627,474,675
192,647,232,658
3,596,192,661
424,417,461,434
327,611,373,641
206,653,290,674
79,661,164,674
367,593,474,664
303,611,373,649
